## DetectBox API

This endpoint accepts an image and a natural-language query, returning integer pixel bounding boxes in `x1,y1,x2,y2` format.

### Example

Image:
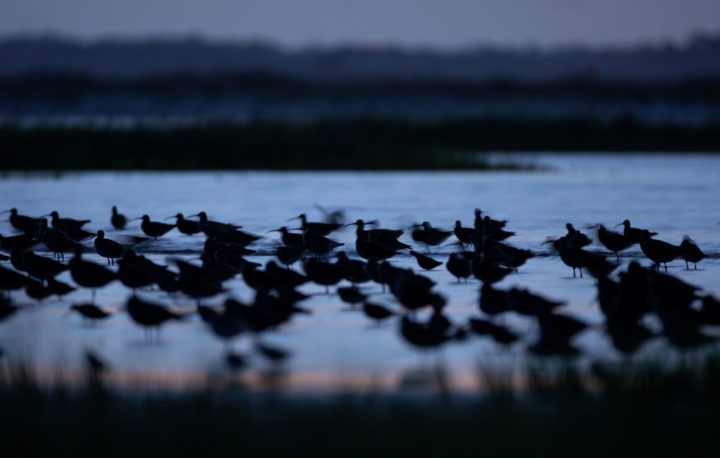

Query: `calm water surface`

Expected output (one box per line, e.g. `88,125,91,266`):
1,153,719,393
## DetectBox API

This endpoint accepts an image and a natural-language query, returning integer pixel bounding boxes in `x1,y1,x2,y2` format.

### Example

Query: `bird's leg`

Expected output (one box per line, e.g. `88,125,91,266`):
685,261,689,270
579,268,583,278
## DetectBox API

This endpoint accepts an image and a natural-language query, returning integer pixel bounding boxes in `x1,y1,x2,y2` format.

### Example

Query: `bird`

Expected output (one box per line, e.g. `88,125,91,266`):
362,302,395,323
453,221,477,246
595,224,633,261
356,238,397,262
1,208,45,234
275,244,306,268
303,258,344,293
0,232,38,253
411,222,452,247
304,233,343,257
25,279,54,302
639,235,680,271
45,211,90,233
94,230,125,265
69,250,116,299
338,286,367,306
564,223,592,248
22,250,68,280
167,213,203,236
71,303,113,322
133,215,175,239
188,211,241,237
111,206,127,230
336,253,370,284
254,342,291,363
0,265,28,297
679,236,705,270
126,295,184,338
290,213,341,236
446,252,473,282
37,221,81,260
409,250,442,270
618,220,657,244
467,318,518,345
267,227,304,247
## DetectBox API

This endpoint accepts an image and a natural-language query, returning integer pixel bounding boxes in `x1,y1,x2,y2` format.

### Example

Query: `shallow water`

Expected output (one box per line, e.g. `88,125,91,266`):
1,153,719,393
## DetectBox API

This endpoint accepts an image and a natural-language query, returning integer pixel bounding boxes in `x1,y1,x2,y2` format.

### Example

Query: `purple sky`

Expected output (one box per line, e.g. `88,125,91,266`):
2,0,720,48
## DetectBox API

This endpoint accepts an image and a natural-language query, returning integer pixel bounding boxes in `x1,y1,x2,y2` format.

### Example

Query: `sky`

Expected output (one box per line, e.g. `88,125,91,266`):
2,0,720,48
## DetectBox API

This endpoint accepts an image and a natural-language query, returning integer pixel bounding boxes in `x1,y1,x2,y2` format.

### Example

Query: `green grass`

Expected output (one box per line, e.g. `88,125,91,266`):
2,117,720,171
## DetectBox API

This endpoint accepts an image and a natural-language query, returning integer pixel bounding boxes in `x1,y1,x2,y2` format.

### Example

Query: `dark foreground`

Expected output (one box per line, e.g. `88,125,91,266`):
3,355,720,457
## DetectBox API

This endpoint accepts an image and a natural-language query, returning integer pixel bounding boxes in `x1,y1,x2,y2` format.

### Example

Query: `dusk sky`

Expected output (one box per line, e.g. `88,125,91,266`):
2,0,720,48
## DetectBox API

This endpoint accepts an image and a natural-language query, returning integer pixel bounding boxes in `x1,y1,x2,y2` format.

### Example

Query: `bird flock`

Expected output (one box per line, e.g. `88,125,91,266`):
0,205,716,369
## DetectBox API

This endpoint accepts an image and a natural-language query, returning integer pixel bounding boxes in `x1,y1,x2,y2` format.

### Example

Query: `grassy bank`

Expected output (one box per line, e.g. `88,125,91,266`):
2,117,720,170
2,356,720,456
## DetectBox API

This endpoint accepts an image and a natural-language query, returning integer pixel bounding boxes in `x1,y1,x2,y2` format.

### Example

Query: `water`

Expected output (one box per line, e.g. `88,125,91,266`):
1,153,719,393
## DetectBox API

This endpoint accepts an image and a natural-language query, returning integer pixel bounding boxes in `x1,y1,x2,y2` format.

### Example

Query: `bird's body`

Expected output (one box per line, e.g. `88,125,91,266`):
48,211,90,233
137,215,175,239
680,236,705,269
126,296,183,330
362,302,395,323
409,250,442,270
94,230,125,265
411,222,452,247
640,236,680,271
171,214,203,236
3,208,44,234
596,224,633,260
111,206,127,230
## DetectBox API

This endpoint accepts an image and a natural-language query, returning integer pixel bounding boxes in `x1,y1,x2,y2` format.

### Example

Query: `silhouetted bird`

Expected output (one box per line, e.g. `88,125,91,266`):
45,211,90,233
276,244,306,267
25,279,54,301
564,223,592,248
411,222,452,247
356,238,397,261
126,295,184,338
679,235,705,269
346,219,403,242
482,241,533,272
2,208,44,234
111,206,127,230
291,213,342,236
453,220,477,246
595,224,633,261
46,277,75,298
618,219,657,244
0,265,28,296
167,213,203,235
303,258,344,293
474,209,507,231
133,215,175,239
399,315,455,349
69,250,116,299
479,283,512,316
0,232,37,252
94,230,125,265
338,286,367,306
336,252,370,284
409,250,442,270
530,312,588,356
472,257,513,284
639,234,680,271
268,227,304,247
304,233,343,257
255,342,291,363
446,252,473,282
189,211,241,236
468,318,518,345
38,221,81,260
71,303,113,321
23,250,68,280
362,302,395,323
508,287,564,316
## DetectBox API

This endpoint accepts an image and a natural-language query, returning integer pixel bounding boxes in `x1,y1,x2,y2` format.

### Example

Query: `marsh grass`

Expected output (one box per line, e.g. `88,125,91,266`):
3,354,720,456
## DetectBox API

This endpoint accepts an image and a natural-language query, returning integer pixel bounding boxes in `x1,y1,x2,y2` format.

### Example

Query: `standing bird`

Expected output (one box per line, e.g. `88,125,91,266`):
167,213,203,236
22,250,68,280
564,223,591,248
1,208,45,234
267,227,305,247
453,221,477,246
133,215,175,239
446,252,473,283
126,295,183,339
94,230,125,265
679,236,705,270
595,224,633,261
362,302,396,324
411,222,452,247
0,265,28,297
111,206,127,230
409,250,443,270
639,235,680,271
188,211,241,237
45,211,90,233
69,250,116,300
0,232,37,252
291,213,342,236
618,220,657,244
71,303,114,322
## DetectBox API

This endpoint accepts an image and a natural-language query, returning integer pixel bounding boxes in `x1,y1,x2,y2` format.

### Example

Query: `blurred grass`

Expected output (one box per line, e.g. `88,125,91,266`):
2,117,720,171
3,354,720,456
